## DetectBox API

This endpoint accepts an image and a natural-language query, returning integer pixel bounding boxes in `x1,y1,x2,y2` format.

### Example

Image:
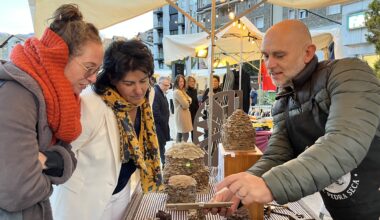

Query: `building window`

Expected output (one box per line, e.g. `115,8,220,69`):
298,9,308,19
170,14,178,22
255,16,264,29
348,11,366,30
327,4,341,15
253,0,264,7
158,61,164,69
288,9,295,19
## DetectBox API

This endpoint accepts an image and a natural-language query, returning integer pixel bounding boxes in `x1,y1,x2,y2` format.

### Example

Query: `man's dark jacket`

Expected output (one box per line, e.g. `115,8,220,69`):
247,57,380,220
186,87,199,124
152,85,171,146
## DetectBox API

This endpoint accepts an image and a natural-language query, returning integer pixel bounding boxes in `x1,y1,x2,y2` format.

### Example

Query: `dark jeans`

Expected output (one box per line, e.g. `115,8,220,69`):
176,132,189,143
158,139,166,166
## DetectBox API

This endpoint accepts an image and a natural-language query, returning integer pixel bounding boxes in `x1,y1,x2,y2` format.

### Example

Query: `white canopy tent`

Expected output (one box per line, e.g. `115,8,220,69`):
310,27,342,59
163,19,341,66
163,16,263,67
28,0,168,37
28,0,356,37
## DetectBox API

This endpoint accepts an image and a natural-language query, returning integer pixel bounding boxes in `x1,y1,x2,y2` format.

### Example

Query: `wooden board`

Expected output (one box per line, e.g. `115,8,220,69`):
218,144,264,220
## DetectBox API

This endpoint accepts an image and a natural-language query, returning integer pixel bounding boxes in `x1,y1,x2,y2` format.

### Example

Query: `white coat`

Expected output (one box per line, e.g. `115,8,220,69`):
173,89,193,133
50,88,140,220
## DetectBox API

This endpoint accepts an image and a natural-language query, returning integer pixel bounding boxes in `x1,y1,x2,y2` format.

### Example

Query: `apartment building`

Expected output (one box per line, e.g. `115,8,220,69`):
0,33,30,60
193,0,377,63
153,1,198,70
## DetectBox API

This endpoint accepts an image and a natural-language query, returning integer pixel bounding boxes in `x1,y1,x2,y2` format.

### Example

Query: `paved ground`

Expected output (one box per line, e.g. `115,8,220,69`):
164,112,177,151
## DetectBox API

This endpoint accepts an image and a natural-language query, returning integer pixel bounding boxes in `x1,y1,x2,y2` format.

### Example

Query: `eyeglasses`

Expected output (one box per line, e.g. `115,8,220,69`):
74,59,102,79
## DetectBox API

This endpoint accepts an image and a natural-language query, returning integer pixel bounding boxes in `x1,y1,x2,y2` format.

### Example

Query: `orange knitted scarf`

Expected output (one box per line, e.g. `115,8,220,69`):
10,28,81,144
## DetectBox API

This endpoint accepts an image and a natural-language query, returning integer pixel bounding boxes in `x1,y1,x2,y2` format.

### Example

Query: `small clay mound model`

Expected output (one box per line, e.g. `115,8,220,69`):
164,142,205,174
163,142,209,192
155,210,172,220
166,175,197,203
187,209,206,220
226,206,251,220
221,109,256,150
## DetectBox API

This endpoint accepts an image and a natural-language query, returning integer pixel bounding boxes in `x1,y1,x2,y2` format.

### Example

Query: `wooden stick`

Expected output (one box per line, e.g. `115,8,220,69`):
166,202,234,210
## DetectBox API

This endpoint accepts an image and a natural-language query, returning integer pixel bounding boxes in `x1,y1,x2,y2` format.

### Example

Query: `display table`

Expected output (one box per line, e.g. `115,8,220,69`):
122,167,315,220
255,130,272,152
123,168,224,220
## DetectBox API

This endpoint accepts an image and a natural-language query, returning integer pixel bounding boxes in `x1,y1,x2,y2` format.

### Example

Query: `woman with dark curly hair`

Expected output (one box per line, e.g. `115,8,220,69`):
51,40,162,220
0,4,103,220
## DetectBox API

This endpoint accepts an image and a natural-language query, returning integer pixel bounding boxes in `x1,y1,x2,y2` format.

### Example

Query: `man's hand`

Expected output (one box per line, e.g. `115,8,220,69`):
205,187,241,217
217,172,274,205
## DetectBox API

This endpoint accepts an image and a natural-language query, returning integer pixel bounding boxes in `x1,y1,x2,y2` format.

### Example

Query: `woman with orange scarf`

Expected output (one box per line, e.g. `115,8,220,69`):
51,40,162,220
0,4,103,220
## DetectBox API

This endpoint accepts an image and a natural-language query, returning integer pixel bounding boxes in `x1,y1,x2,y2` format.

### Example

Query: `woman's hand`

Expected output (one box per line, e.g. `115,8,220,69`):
38,152,47,169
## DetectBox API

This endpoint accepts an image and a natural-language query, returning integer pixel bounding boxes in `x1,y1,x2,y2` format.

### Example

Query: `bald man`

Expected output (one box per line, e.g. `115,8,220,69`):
209,20,380,219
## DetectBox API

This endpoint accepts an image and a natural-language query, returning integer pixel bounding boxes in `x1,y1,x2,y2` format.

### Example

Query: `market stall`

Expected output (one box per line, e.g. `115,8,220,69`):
28,0,353,165
26,1,357,220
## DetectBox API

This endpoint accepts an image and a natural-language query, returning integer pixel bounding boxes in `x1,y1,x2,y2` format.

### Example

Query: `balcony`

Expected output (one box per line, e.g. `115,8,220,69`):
154,21,163,29
153,8,163,14
154,37,163,45
177,14,185,25
155,53,164,60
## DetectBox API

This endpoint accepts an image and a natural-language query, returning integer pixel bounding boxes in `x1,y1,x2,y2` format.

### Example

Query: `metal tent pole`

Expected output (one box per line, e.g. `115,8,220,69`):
258,58,262,105
239,34,243,90
207,0,216,167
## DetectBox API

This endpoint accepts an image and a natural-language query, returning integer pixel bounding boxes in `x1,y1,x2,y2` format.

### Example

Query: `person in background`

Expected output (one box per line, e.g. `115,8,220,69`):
173,74,193,142
150,76,157,85
250,87,258,106
51,40,162,220
153,76,171,166
232,68,251,113
148,76,156,106
0,4,103,220
201,75,222,145
167,80,175,115
186,75,199,142
201,75,222,103
208,19,380,220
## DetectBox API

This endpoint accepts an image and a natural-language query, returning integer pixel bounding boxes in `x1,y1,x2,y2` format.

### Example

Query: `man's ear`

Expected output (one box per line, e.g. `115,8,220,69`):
304,44,316,63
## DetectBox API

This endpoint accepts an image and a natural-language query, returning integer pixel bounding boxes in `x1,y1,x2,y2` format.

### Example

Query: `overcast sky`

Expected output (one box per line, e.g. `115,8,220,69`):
0,0,153,38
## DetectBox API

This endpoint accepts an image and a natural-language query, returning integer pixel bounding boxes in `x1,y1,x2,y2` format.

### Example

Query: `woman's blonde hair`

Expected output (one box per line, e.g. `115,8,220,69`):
186,75,196,88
